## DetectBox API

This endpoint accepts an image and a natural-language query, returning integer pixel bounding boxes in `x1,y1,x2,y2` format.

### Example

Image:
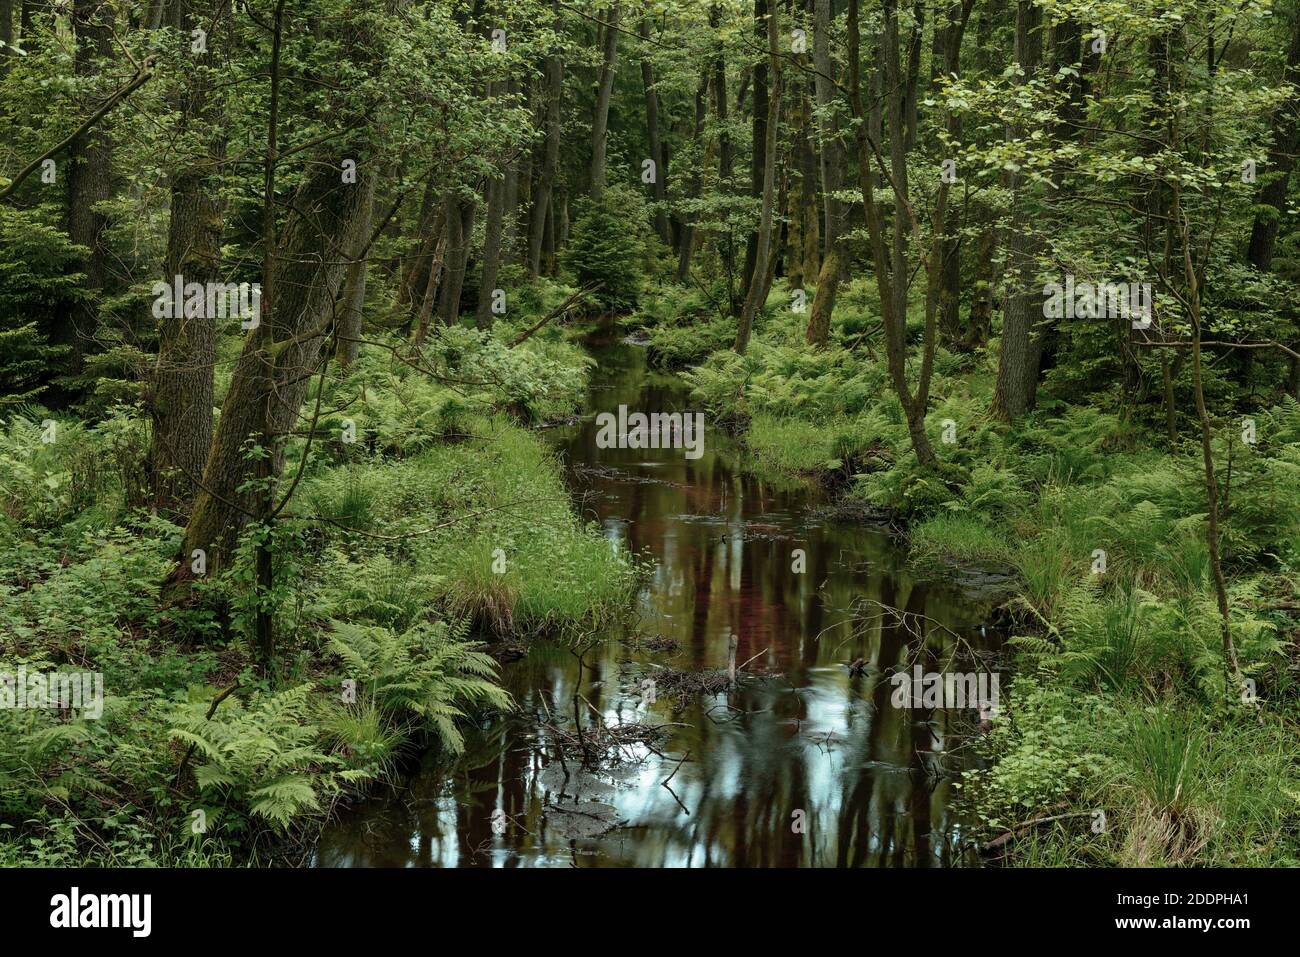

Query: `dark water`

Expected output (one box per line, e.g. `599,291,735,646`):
314,339,999,867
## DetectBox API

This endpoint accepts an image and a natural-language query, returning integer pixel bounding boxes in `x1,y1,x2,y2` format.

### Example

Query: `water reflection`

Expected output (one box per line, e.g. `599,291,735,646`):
314,340,997,867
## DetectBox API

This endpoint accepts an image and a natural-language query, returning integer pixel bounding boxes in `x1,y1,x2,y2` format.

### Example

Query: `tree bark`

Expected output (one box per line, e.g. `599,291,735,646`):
1246,0,1300,271
476,74,508,330
61,0,115,384
438,194,475,325
178,157,376,576
676,72,710,283
589,5,620,201
1173,187,1244,693
847,0,969,468
990,0,1045,422
795,0,820,285
709,2,739,312
150,0,228,517
413,222,448,349
935,0,964,348
528,3,563,277
336,169,377,365
638,18,670,245
806,0,845,346
903,0,924,149
476,173,506,329
398,171,442,319
735,0,782,354
741,0,771,299
0,0,14,72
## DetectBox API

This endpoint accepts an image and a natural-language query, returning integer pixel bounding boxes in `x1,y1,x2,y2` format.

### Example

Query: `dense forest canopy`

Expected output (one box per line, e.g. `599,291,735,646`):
1,0,1298,871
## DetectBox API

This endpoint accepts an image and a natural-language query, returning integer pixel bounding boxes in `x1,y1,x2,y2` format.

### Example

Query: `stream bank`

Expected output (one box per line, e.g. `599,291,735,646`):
313,336,1002,867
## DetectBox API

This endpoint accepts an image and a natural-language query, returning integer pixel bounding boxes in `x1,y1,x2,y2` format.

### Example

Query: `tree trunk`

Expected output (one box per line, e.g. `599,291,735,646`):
638,18,670,245
847,0,967,468
958,0,1003,352
150,0,227,517
935,0,964,348
903,0,924,149
741,0,771,299
61,0,115,384
501,78,523,264
990,0,1045,422
709,3,739,312
589,5,620,201
438,194,475,325
1173,188,1244,693
413,224,449,349
476,77,508,330
794,8,821,288
0,0,14,73
735,0,782,354
398,172,442,319
676,72,709,283
19,0,47,56
178,156,376,577
336,169,377,365
528,3,563,277
806,0,844,346
1246,0,1300,271
476,175,506,329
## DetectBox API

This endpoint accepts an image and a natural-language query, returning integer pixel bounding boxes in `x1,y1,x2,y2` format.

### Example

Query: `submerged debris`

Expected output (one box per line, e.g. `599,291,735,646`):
806,495,894,526
622,633,680,653
647,658,782,703
543,800,625,841
535,712,669,768
484,638,529,663
650,667,735,695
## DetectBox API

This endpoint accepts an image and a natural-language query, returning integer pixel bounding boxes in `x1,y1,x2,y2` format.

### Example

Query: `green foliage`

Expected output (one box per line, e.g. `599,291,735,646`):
565,186,650,310
684,337,887,420
959,676,1113,830
0,407,149,528
909,512,1010,565
0,206,76,403
1123,708,1208,820
646,314,738,370
327,618,511,755
169,683,342,831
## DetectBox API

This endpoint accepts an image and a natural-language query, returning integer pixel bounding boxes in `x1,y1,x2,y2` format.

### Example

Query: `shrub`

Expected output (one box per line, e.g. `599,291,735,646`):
565,187,649,310
327,618,511,755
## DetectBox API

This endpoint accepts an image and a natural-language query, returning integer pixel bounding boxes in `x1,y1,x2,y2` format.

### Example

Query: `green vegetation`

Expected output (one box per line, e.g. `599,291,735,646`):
635,274,1300,866
4,0,1300,873
0,293,637,865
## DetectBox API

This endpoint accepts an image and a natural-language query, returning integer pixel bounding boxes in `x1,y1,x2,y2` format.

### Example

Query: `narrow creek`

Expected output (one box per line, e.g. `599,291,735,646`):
313,335,1002,867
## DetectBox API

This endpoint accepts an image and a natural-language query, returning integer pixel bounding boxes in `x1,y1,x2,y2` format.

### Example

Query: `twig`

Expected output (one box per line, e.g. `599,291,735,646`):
173,683,241,788
661,749,690,787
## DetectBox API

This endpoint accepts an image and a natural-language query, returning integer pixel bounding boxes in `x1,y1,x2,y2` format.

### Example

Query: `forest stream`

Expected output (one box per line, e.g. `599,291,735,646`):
313,335,1003,867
